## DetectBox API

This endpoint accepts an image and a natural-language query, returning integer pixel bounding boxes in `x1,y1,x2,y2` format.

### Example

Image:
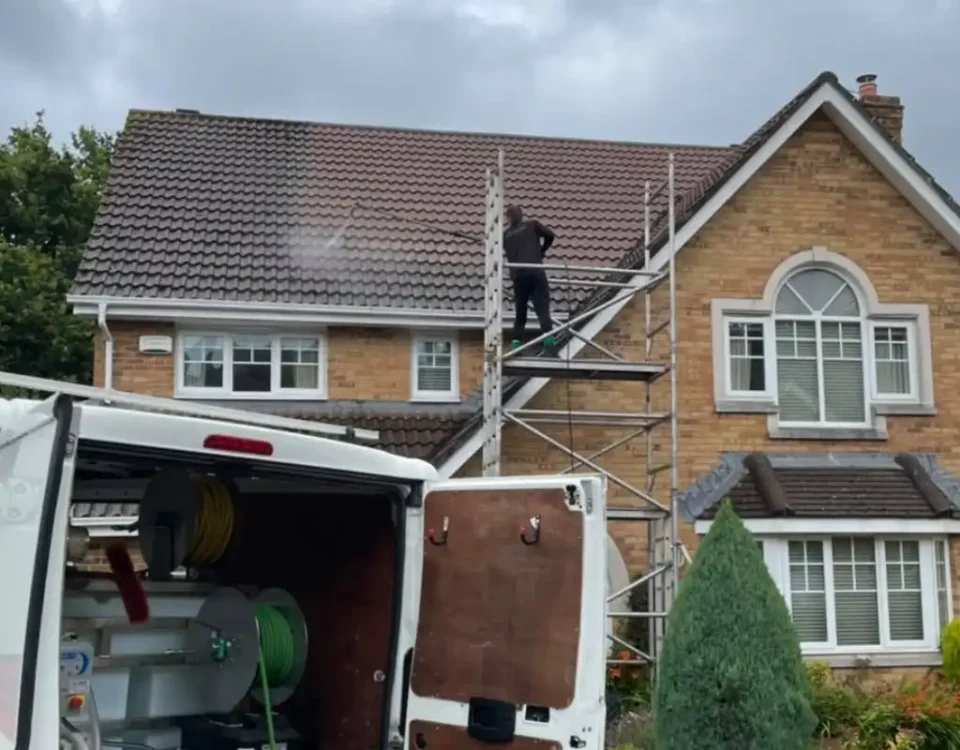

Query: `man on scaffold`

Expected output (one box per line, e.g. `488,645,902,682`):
503,205,556,354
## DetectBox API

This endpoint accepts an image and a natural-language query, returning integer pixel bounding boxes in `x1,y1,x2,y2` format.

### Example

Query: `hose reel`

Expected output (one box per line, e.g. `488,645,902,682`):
139,468,240,578
186,587,309,715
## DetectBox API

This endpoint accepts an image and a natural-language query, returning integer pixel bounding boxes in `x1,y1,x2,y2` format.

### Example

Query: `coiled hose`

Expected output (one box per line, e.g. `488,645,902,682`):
256,605,297,750
184,476,235,567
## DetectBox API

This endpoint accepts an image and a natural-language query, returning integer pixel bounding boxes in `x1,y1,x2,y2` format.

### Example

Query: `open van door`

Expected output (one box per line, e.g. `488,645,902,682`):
0,394,76,750
402,475,607,750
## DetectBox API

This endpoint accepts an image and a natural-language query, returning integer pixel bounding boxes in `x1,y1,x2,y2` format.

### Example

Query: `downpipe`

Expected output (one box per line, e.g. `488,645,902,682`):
97,303,114,390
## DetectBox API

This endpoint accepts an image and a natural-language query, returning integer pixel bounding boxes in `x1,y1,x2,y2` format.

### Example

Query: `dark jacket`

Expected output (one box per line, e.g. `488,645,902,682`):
503,219,555,276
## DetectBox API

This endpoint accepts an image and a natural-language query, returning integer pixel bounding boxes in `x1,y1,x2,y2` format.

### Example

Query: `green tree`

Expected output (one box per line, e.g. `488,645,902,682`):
0,111,117,385
653,500,816,749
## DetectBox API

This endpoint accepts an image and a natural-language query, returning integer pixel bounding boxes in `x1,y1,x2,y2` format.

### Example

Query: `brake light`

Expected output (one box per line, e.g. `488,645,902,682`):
203,434,274,456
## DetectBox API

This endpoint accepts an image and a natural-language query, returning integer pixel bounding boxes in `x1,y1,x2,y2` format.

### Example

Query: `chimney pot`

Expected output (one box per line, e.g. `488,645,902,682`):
856,73,879,99
854,74,904,143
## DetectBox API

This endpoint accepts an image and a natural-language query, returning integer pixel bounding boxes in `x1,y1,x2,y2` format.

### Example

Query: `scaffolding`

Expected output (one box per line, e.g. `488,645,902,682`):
480,149,681,669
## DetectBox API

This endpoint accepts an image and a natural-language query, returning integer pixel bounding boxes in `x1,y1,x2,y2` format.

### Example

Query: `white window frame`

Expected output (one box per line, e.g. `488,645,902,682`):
175,331,327,400
710,247,936,439
724,316,774,398
760,535,949,658
868,320,920,402
773,283,871,430
410,332,460,403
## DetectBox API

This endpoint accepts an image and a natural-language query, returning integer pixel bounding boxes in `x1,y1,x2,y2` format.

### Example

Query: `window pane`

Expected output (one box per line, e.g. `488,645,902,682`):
776,321,819,421
777,360,819,421
884,541,924,641
182,335,224,388
727,321,765,392
823,286,860,316
788,541,828,642
832,537,880,646
418,367,452,393
874,326,912,395
416,338,455,393
776,284,810,314
936,541,950,632
787,270,849,313
279,338,321,390
232,335,272,392
821,322,865,423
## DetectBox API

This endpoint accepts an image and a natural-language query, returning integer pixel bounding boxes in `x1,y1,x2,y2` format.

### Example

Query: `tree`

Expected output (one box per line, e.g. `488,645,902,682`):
0,111,117,385
653,500,816,749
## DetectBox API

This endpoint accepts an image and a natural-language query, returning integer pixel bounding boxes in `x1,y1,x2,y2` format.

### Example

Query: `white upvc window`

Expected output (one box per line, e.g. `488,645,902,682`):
713,251,936,437
774,269,869,427
176,332,326,399
411,332,459,402
725,318,771,396
869,321,919,401
760,536,950,655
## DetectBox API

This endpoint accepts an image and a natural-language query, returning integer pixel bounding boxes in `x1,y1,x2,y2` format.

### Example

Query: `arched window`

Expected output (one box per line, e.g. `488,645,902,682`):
774,268,866,424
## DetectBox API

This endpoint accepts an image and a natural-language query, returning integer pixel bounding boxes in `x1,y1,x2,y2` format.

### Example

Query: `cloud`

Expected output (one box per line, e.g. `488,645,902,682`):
0,0,957,195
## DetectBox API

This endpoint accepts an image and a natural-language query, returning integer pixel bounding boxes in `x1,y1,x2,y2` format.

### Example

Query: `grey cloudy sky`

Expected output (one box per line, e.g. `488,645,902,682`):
2,0,958,196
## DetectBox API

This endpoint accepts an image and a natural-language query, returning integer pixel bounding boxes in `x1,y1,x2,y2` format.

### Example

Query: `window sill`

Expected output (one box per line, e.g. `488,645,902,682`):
410,394,461,404
874,402,937,416
802,651,942,669
176,392,328,401
715,398,778,414
767,414,889,441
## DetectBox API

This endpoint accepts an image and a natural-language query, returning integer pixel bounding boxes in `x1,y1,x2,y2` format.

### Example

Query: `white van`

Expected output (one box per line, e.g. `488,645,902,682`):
0,375,609,750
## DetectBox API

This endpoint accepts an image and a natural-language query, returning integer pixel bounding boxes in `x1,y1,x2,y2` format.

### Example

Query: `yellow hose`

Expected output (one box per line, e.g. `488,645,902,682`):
185,475,235,566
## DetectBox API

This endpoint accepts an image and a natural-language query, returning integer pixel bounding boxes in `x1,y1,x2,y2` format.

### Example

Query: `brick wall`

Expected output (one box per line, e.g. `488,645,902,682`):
94,321,176,395
460,110,960,583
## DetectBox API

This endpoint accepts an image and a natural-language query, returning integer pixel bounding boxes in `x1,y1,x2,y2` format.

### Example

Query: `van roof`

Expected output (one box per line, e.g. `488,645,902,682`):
74,401,439,483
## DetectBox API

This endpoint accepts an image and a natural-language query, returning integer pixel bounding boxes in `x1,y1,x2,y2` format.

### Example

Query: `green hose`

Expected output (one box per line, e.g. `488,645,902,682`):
255,605,296,750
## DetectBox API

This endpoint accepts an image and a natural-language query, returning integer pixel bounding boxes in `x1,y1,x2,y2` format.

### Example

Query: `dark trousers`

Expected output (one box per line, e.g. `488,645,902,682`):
512,271,553,342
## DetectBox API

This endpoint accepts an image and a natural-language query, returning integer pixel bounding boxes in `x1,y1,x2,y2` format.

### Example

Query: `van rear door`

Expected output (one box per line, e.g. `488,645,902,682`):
401,475,607,750
0,394,76,750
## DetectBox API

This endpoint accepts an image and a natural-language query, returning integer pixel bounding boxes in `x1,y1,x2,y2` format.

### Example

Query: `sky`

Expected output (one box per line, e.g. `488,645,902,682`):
1,0,958,197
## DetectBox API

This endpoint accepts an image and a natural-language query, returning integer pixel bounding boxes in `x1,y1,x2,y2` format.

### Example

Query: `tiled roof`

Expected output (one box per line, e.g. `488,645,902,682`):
683,453,960,521
174,399,475,461
73,113,735,311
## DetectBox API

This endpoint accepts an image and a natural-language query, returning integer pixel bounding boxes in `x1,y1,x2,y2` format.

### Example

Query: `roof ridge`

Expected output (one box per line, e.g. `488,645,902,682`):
124,107,736,153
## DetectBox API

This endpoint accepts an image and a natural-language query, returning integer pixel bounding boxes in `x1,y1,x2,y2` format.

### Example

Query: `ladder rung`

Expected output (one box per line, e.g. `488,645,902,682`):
648,318,670,337
607,506,668,521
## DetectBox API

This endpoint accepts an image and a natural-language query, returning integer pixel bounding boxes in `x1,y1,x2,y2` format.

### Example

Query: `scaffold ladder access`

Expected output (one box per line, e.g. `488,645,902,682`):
480,149,681,673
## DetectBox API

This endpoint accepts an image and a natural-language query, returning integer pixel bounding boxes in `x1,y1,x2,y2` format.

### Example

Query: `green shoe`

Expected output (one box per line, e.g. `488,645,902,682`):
510,339,522,351
542,336,557,356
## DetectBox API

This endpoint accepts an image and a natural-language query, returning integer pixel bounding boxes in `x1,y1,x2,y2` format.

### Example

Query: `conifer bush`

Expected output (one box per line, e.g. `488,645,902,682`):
652,500,816,749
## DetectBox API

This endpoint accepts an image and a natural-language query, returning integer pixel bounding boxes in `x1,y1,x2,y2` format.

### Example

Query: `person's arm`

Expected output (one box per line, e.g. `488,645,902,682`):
533,221,555,255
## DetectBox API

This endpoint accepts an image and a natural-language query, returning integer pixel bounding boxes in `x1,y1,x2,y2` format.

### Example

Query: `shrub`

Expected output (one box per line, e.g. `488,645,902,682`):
605,705,655,750
652,500,816,749
941,619,960,686
805,662,865,738
848,674,960,750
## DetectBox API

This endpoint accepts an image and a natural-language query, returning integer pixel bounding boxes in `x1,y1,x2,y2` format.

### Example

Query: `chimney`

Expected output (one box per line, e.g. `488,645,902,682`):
855,73,904,143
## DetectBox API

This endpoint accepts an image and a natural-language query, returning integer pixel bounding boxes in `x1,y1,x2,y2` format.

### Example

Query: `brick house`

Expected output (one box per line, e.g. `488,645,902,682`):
68,70,960,671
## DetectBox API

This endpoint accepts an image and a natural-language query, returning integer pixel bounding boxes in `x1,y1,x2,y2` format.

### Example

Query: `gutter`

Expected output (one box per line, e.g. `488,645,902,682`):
68,295,567,330
97,303,114,389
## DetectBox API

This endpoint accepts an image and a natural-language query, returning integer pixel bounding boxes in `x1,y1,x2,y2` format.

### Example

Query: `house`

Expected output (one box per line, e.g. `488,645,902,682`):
68,71,960,672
